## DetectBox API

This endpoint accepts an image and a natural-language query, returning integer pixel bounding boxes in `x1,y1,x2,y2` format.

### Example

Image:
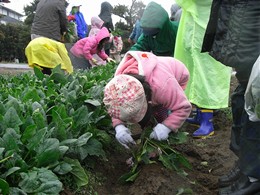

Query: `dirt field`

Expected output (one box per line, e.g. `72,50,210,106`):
1,68,238,195
89,75,238,195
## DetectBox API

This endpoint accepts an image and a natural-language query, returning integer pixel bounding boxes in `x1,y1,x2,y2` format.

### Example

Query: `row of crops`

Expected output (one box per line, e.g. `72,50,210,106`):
0,63,191,194
0,64,117,194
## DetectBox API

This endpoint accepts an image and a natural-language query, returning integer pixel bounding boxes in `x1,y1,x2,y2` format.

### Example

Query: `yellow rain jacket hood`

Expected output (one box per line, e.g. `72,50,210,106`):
25,37,73,73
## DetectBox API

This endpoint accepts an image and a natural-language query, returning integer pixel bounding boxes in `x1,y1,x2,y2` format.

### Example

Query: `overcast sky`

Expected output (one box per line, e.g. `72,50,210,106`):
3,0,175,24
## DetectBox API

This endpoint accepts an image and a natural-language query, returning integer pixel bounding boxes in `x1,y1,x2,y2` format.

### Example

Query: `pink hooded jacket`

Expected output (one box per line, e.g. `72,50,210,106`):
113,51,191,132
70,27,109,60
89,16,104,37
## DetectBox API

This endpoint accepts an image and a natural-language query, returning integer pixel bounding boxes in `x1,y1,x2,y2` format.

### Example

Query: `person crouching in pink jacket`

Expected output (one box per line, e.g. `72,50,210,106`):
70,27,114,68
103,51,192,149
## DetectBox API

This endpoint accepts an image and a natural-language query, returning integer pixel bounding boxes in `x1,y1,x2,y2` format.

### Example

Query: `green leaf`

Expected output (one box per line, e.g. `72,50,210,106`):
59,146,69,156
84,99,101,107
96,131,112,146
176,188,193,195
3,167,21,178
35,138,60,167
34,66,45,80
80,138,106,160
158,154,176,171
21,124,37,143
3,107,23,129
168,132,189,145
76,132,93,147
0,147,5,158
22,88,41,102
60,139,77,146
32,108,47,129
5,97,22,115
0,128,21,152
26,128,47,151
19,168,62,194
0,102,6,115
64,158,88,187
49,72,67,85
177,154,192,170
118,170,141,184
73,106,89,126
53,162,72,175
0,178,9,195
9,187,27,195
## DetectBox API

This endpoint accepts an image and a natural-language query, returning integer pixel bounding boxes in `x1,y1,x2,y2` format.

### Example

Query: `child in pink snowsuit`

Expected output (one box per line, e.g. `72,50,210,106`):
103,51,191,149
70,27,114,68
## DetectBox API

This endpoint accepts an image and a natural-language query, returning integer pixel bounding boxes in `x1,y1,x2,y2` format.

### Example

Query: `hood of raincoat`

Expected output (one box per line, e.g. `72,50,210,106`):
141,1,169,29
99,1,113,22
91,16,104,29
96,27,110,43
170,3,182,21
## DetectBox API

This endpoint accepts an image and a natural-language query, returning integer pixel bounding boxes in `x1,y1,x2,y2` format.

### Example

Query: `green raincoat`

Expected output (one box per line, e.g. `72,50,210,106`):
130,2,178,57
175,0,231,109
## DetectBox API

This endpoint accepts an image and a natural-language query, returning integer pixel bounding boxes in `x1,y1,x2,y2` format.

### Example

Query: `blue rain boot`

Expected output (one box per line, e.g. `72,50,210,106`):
192,109,214,138
186,108,201,125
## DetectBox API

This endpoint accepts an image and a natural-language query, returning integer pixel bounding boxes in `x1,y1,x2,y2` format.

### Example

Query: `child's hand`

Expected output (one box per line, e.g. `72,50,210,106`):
106,57,115,63
150,123,171,141
91,58,97,65
115,124,136,149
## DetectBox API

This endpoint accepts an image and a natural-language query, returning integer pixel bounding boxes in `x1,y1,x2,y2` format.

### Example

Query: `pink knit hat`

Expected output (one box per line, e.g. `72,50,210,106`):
103,74,148,123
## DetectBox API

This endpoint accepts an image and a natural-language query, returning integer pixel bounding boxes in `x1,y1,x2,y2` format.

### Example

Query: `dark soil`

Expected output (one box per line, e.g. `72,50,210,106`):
2,68,238,195
85,75,238,195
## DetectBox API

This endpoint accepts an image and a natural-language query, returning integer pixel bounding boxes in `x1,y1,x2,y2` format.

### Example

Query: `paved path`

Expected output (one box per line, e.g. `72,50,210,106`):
0,63,31,69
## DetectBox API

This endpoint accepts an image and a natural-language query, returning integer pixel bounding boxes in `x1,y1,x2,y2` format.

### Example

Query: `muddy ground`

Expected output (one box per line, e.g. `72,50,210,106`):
89,75,238,195
1,67,238,195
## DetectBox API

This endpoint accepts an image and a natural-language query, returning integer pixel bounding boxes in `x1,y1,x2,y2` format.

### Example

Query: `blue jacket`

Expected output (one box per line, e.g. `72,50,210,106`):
129,19,143,43
74,12,88,39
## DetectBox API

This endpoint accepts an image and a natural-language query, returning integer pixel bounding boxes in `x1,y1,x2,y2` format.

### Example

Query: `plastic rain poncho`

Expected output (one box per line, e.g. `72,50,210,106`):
174,0,232,109
25,37,73,74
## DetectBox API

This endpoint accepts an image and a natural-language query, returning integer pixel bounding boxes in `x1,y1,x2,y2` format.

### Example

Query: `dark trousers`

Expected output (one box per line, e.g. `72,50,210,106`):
229,82,248,156
230,71,260,178
240,115,260,178
41,67,52,75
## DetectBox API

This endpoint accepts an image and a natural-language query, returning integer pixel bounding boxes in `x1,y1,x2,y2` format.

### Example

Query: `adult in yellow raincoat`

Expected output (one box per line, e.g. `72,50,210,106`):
174,0,231,138
25,37,73,74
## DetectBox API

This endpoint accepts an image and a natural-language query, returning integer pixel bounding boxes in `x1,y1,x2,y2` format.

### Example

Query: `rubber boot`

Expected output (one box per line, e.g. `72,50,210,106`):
186,108,201,125
192,109,214,138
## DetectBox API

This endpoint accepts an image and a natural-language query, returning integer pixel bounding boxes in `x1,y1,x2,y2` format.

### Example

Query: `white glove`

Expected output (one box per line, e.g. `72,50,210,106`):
150,123,171,141
115,124,136,149
91,58,97,65
106,57,115,63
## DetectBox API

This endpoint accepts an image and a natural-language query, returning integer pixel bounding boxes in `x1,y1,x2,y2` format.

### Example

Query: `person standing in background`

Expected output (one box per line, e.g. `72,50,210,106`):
31,0,68,42
170,3,182,22
128,10,144,45
202,0,260,194
174,0,231,138
110,31,123,63
130,1,178,57
68,4,88,39
99,1,114,56
89,16,104,37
